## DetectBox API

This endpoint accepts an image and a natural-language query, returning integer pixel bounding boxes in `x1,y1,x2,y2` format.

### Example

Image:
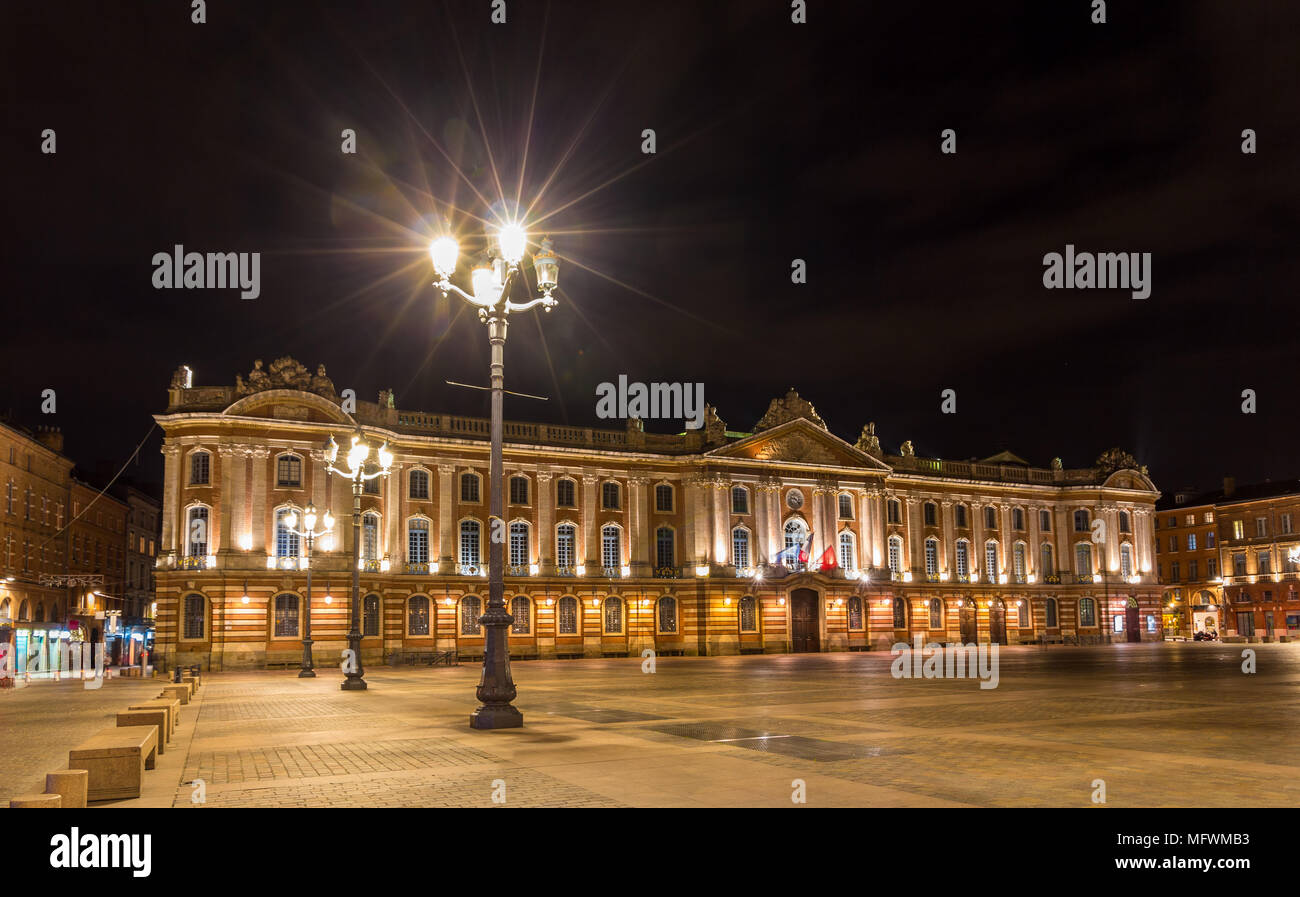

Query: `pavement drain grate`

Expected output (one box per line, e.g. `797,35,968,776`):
647,723,894,761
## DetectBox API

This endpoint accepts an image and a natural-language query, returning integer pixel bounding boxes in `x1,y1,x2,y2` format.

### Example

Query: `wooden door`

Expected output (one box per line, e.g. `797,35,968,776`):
790,589,820,653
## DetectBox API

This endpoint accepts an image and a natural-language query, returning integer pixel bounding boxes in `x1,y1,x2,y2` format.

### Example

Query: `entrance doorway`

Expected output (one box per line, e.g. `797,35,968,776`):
790,589,820,653
989,599,1006,644
958,599,977,643
1126,599,1140,642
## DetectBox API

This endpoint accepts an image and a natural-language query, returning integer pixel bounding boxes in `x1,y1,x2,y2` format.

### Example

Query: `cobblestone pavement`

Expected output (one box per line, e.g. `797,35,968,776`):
4,643,1299,807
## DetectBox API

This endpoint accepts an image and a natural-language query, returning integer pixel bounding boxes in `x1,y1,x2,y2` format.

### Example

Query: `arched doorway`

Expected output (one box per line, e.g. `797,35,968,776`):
958,598,977,643
989,598,1007,644
790,588,819,653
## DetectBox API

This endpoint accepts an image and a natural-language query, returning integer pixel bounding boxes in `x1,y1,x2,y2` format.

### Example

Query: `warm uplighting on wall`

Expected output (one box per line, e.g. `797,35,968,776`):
545,597,554,607
381,559,392,572
902,571,913,582
591,599,600,608
530,563,540,576
266,556,277,569
206,554,217,569
239,534,252,551
620,565,631,578
1027,574,1036,584
695,565,709,577
998,573,1008,584
723,597,731,606
298,557,309,571
575,565,586,576
939,572,950,582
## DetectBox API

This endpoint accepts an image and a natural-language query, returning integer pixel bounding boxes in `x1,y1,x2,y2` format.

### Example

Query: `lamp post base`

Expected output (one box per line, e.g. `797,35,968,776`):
298,669,316,679
470,703,523,729
340,678,368,691
298,637,315,677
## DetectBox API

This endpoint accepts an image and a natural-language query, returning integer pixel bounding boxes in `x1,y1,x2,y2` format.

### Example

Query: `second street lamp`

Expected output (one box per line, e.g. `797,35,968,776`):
282,501,335,678
430,223,558,730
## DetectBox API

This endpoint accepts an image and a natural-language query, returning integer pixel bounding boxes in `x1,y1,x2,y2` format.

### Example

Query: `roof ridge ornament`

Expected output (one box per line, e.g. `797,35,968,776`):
754,388,826,432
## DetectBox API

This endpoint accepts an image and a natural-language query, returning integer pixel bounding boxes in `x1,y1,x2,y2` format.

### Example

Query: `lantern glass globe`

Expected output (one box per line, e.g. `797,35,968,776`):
429,236,459,276
496,223,527,264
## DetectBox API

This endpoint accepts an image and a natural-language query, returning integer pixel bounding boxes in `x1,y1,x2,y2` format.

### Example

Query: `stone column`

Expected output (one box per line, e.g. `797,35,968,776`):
161,445,180,552
712,478,730,569
999,503,1014,579
1055,506,1071,575
940,500,955,574
763,478,782,563
905,497,920,572
437,464,455,567
1027,504,1042,578
581,474,599,566
536,472,554,572
216,446,236,554
972,498,986,582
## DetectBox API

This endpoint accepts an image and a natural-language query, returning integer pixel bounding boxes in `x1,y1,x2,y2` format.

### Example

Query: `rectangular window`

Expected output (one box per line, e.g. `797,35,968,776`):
1171,562,1181,581
1207,531,1216,548
730,486,748,515
838,494,853,519
1185,514,1194,527
602,527,621,569
509,477,529,505
276,455,302,487
460,523,480,567
887,500,901,524
1188,559,1198,580
556,526,575,569
1233,552,1247,576
984,507,997,529
1256,518,1268,538
1283,514,1293,535
1258,550,1272,575
1237,612,1255,637
190,452,210,485
1207,557,1218,579
924,503,937,526
656,484,674,513
838,533,855,571
556,479,575,507
956,505,968,528
731,530,749,569
509,524,529,567
925,540,938,576
408,520,429,564
1169,535,1178,552
1039,509,1051,532
1232,520,1244,540
461,474,480,503
1187,533,1197,551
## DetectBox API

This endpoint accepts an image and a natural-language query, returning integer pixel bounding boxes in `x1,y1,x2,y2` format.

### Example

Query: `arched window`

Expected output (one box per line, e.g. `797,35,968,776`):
34,603,45,623
362,512,379,561
1046,597,1059,628
556,478,576,508
732,527,750,569
408,595,430,636
848,595,864,630
601,524,622,569
656,526,676,569
739,595,758,632
655,484,674,513
929,598,943,629
731,485,749,515
509,522,530,567
603,596,623,634
658,595,678,633
460,472,481,503
984,540,999,582
1079,597,1097,628
784,518,809,569
409,469,430,500
955,540,971,579
1120,543,1134,578
276,453,302,488
407,518,430,565
892,597,907,629
275,508,300,558
1075,543,1093,577
363,593,380,636
181,594,204,638
509,475,529,505
511,596,531,634
1013,542,1027,582
189,450,210,485
1040,542,1054,576
838,493,854,519
555,523,577,570
839,531,857,572
460,520,481,568
924,538,939,577
460,596,482,635
186,505,209,557
273,593,300,637
887,536,903,575
0,597,9,620
557,596,578,634
602,481,621,510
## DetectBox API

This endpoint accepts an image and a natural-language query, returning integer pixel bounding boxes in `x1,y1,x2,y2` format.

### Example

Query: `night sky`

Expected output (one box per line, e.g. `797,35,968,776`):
5,1,1299,497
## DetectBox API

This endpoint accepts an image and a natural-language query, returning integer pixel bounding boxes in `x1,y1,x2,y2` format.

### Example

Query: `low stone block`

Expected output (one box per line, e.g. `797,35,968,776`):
116,710,169,753
10,793,62,808
68,725,158,802
160,684,189,705
128,699,178,738
45,770,89,809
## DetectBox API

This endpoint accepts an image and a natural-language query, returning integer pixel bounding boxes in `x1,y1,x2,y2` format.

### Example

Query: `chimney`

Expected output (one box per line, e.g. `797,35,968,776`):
35,425,63,454
1223,476,1236,498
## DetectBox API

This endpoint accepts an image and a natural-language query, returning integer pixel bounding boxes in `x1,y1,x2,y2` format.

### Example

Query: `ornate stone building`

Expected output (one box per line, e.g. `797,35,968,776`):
153,359,1164,671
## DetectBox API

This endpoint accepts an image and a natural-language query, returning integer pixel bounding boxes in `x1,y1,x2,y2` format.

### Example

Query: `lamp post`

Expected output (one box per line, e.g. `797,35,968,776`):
282,502,335,678
322,432,393,690
429,224,558,729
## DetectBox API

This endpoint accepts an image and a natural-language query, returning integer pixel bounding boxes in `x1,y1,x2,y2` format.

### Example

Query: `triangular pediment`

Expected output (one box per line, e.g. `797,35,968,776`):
223,389,354,425
707,419,892,471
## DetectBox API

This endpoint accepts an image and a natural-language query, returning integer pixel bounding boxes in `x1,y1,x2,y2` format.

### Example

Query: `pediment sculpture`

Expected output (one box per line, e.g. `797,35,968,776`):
754,389,827,431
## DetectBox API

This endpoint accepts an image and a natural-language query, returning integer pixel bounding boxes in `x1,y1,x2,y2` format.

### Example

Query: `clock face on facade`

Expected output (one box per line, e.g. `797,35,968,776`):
786,489,804,510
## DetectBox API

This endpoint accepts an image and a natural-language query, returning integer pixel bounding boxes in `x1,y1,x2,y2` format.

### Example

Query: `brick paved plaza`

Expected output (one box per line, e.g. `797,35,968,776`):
3,642,1298,807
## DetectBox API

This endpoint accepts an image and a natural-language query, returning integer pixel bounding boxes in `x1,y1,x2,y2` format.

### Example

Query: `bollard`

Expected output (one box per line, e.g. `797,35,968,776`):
45,770,89,809
11,793,62,808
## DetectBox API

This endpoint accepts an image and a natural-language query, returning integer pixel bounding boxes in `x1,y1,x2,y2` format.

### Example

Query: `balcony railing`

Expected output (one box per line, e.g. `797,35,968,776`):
1043,573,1061,584
458,564,483,577
653,566,680,579
601,566,622,578
955,573,971,584
1076,574,1094,584
361,559,382,573
179,555,206,570
507,565,530,577
405,562,430,575
555,565,577,577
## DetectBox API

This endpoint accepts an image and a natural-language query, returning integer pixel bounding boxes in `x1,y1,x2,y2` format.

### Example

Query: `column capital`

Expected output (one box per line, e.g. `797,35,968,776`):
437,463,457,475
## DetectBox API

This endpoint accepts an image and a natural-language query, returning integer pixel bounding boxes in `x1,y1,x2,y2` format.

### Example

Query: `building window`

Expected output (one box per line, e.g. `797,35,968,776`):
732,527,750,569
1189,559,1199,580
186,506,209,557
1233,552,1247,576
556,524,576,570
407,518,430,565
1013,542,1027,581
1256,518,1269,538
1119,511,1131,533
602,596,622,634
602,525,622,569
509,522,530,567
955,540,970,579
1232,520,1244,540
1120,543,1133,579
182,594,205,639
731,485,749,515
511,596,531,634
1046,597,1058,628
363,464,380,495
1187,533,1197,551
1074,510,1090,532
892,597,906,629
739,595,758,632
273,594,300,637
602,482,621,510
924,502,937,526
276,454,302,488
556,478,576,507
1281,514,1294,535
460,473,480,503
1079,597,1097,628
657,596,678,633
887,500,901,524
839,531,856,572
929,598,943,629
925,538,939,577
887,536,903,575
1013,507,1025,530
653,527,676,570
1207,557,1218,579
509,476,529,505
848,595,863,630
984,506,997,530
984,541,998,581
1258,550,1272,575
956,505,968,528
1169,535,1178,552
189,451,210,485
459,520,482,567
784,519,809,569
362,512,379,561
409,469,430,500
1207,531,1216,549
363,593,380,636
275,509,300,558
1040,509,1052,532
1075,543,1093,576
461,596,482,635
557,595,578,634
655,484,674,513
838,494,853,519
408,596,430,636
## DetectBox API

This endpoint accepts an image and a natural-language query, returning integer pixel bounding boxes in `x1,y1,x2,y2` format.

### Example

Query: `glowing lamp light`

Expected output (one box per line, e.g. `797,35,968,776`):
902,571,913,582
575,565,586,576
241,594,250,605
1027,574,1036,584
377,442,394,471
530,563,540,576
429,236,460,277
470,264,497,306
380,559,392,572
620,565,630,578
545,597,554,607
695,565,710,577
836,598,844,607
999,573,1008,584
534,237,559,290
641,599,650,607
324,594,333,605
324,434,339,464
239,534,252,551
496,222,527,265
778,597,786,606
724,597,731,606
266,556,277,569
284,511,298,530
150,602,157,615
346,435,369,472
445,597,455,607
303,503,318,532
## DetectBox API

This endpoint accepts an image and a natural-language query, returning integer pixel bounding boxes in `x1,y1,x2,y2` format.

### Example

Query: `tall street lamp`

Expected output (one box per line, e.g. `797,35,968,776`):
429,224,559,729
282,501,335,678
323,432,393,690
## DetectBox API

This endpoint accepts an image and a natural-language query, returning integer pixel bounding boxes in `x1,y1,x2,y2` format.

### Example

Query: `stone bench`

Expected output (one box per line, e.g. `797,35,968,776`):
10,793,62,808
182,674,199,692
160,684,190,705
127,699,179,739
45,769,89,809
117,710,170,753
68,725,159,802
